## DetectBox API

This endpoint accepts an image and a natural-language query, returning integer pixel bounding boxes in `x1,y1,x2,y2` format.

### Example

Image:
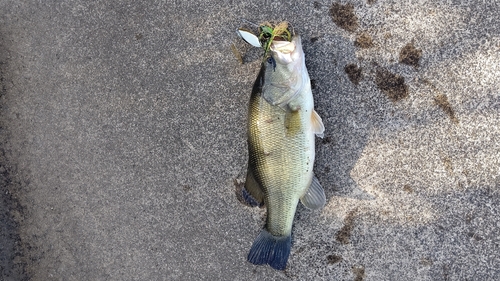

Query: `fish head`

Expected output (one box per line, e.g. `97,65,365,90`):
263,36,308,109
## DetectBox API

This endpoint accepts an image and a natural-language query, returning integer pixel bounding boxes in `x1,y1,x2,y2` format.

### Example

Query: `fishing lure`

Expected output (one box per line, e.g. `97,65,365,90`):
236,21,293,59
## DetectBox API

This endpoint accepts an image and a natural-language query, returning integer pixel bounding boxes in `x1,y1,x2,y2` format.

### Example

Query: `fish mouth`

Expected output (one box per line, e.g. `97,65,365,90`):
270,36,302,65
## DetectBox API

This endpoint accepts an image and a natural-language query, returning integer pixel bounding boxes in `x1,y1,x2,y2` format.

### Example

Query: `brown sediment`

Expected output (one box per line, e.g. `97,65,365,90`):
375,69,409,102
330,3,359,32
345,64,362,85
336,208,358,244
434,94,459,124
355,32,374,48
399,43,422,67
327,254,342,264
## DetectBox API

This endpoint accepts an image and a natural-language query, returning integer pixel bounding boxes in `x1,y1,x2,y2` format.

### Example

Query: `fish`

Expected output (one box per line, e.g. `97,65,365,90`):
244,35,326,270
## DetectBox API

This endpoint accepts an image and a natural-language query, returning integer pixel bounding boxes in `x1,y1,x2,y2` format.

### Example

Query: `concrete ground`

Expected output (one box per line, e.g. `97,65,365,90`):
1,0,499,280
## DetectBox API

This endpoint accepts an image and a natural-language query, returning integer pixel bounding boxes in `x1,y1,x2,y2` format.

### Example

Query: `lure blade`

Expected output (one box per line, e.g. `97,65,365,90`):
237,29,261,48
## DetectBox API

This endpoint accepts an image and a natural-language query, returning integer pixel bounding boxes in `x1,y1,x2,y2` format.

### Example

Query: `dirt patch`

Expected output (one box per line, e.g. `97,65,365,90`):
322,136,333,144
327,254,342,264
375,69,409,102
355,33,374,48
352,265,365,281
420,257,433,266
467,231,484,241
399,43,422,67
336,208,357,244
230,43,243,64
441,155,453,174
434,94,458,124
345,64,362,85
330,3,358,32
403,184,413,193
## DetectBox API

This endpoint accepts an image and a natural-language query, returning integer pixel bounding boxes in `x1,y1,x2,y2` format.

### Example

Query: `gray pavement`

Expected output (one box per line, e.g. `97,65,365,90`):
1,0,499,280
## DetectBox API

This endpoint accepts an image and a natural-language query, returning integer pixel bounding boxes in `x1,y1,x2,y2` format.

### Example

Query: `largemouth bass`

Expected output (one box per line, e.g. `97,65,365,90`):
244,35,326,270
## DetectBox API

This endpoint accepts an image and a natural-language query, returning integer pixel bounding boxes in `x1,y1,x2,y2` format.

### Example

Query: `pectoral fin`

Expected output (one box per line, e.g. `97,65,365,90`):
311,110,325,138
243,168,265,207
300,176,326,210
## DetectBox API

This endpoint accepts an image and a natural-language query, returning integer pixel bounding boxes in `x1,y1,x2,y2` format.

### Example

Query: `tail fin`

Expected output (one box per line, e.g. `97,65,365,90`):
247,229,292,270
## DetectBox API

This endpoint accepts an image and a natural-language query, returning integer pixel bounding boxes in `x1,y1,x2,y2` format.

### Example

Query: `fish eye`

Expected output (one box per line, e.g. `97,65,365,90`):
267,57,277,71
267,57,277,65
